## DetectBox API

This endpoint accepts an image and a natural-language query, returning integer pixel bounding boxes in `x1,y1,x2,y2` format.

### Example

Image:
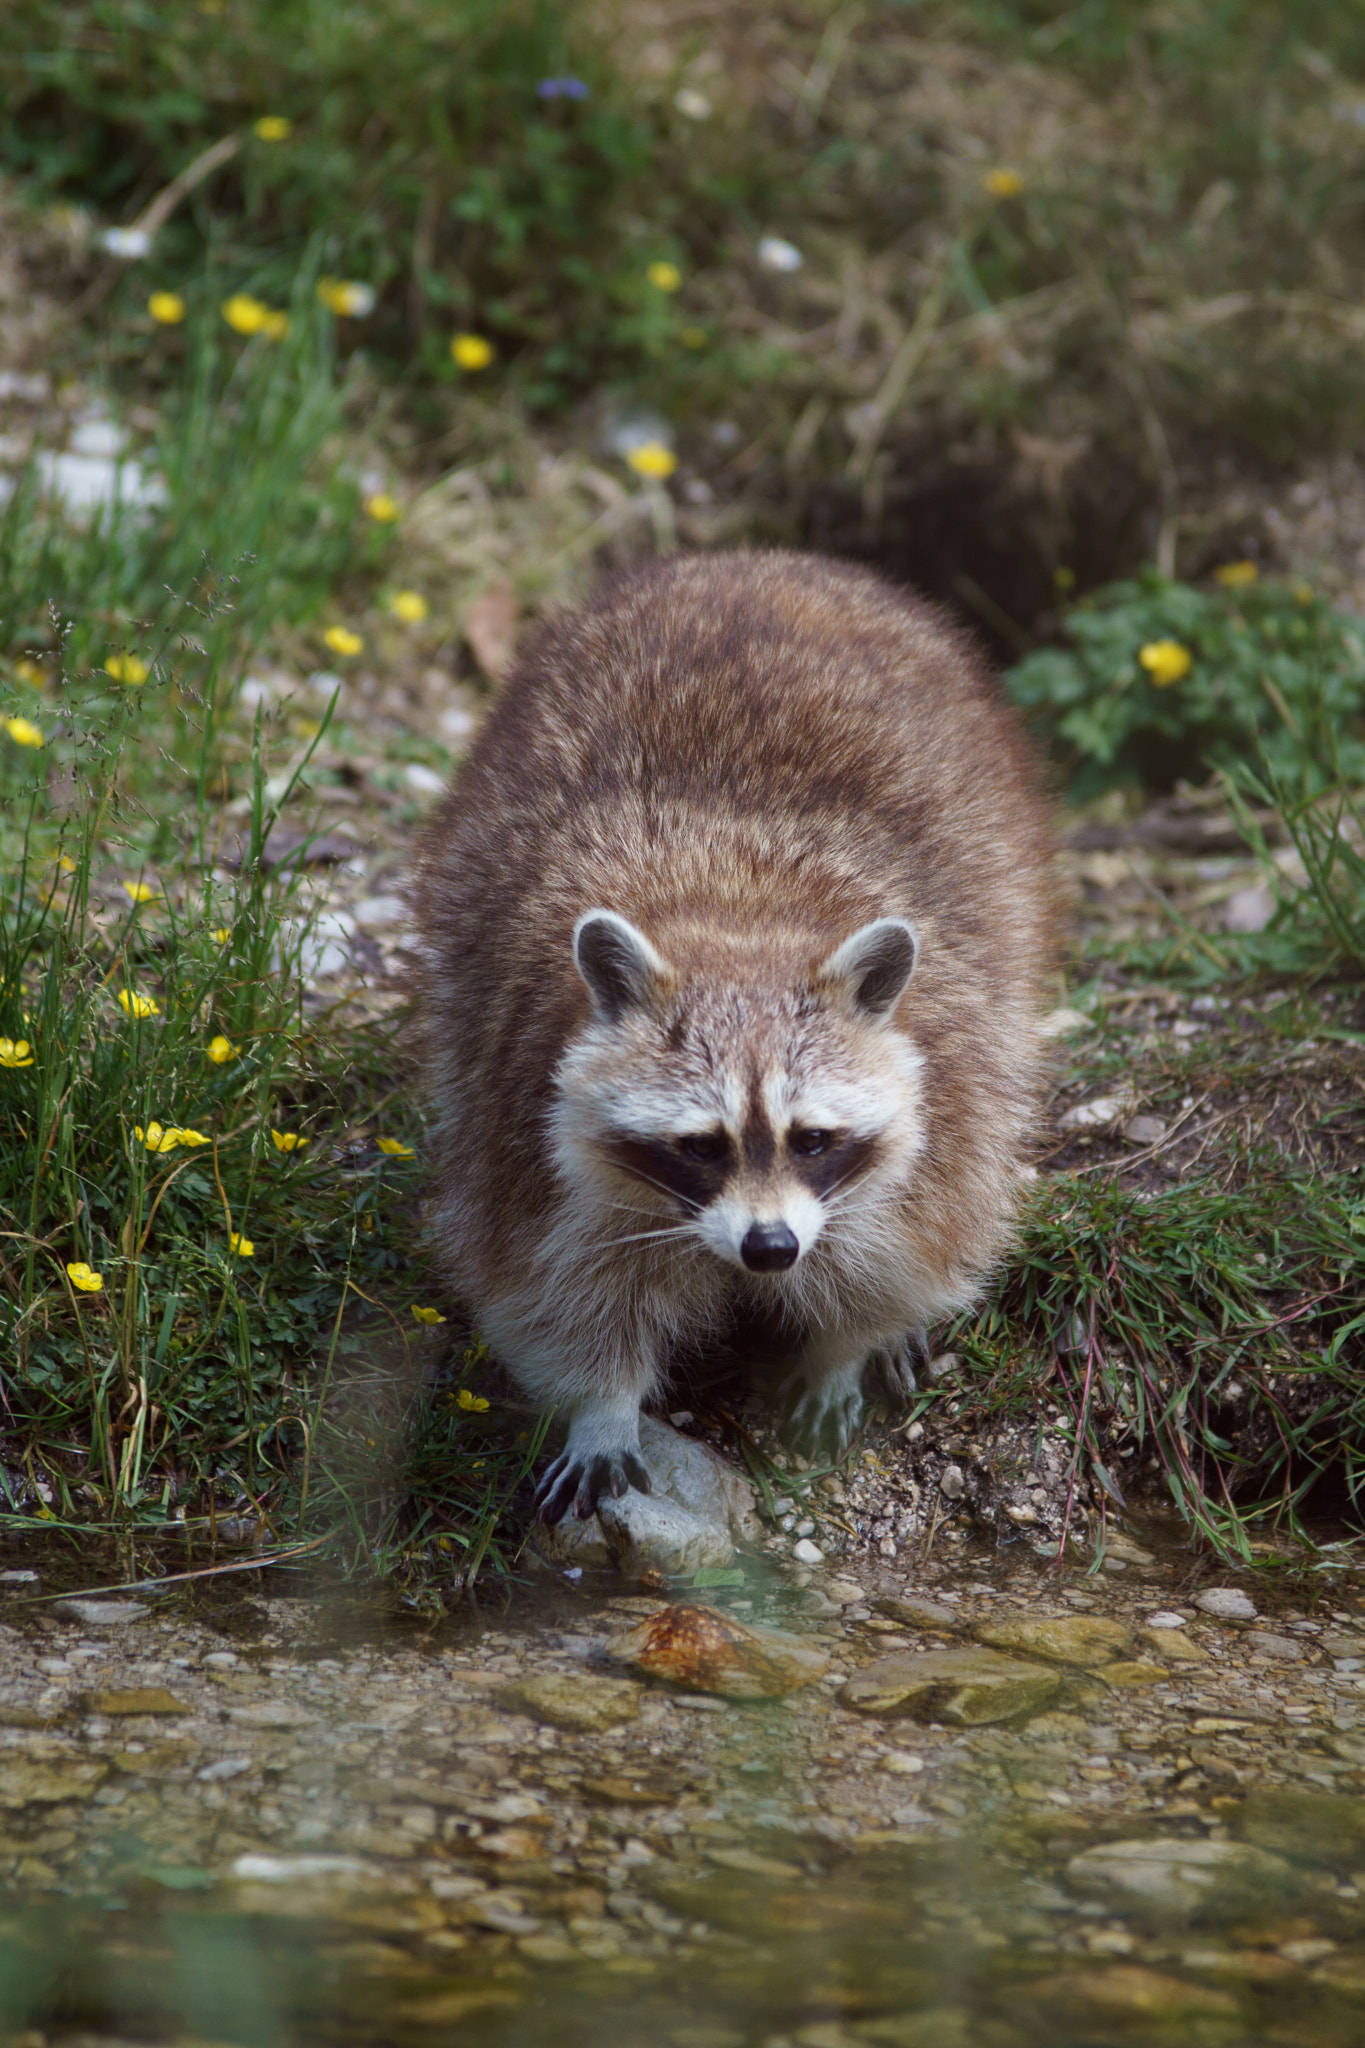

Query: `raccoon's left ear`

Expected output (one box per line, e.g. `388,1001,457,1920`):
573,909,674,1020
817,917,919,1022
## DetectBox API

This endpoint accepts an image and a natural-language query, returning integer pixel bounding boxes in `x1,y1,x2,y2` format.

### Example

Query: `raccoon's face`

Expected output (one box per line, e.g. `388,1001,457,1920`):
553,909,925,1274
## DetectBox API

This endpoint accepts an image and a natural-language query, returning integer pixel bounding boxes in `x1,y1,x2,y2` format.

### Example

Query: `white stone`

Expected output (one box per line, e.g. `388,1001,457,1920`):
14,451,167,520
1059,1094,1129,1129
674,87,712,119
70,419,128,458
793,1538,824,1564
757,236,803,272
403,762,446,796
1038,1008,1093,1038
1224,885,1276,934
538,1412,761,1577
197,1757,252,1782
231,1853,369,1882
1196,1587,1257,1621
1144,1611,1188,1629
352,893,405,933
102,226,153,259
880,1750,925,1775
1121,1115,1168,1146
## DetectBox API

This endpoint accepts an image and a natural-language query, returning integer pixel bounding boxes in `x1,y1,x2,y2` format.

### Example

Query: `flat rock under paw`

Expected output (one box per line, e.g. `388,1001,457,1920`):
537,1414,760,1577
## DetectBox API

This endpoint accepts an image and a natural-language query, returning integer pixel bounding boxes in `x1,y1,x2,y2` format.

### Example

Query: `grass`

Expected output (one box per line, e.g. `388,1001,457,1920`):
2,0,1365,1581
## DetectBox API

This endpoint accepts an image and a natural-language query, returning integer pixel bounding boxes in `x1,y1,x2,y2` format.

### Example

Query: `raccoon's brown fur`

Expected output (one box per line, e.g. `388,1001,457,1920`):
409,550,1059,1523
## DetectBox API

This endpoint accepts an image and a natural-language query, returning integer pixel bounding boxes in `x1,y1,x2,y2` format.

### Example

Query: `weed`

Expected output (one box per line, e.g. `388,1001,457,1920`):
1005,570,1365,799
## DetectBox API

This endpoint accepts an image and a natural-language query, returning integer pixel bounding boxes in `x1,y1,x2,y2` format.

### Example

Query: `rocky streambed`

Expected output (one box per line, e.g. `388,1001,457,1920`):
2,1518,1365,2047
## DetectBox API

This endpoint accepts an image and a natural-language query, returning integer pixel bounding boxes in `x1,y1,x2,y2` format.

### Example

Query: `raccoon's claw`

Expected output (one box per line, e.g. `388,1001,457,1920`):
534,1448,652,1526
779,1365,867,1463
863,1327,928,1418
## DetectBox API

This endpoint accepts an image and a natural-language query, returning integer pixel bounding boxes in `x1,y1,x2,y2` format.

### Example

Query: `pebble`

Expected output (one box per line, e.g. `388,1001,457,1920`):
973,1614,1132,1668
792,1538,824,1565
1196,1588,1258,1620
497,1672,640,1733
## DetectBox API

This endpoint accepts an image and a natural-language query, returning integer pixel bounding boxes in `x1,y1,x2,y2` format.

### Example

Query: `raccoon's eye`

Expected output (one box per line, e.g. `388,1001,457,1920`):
789,1127,833,1158
679,1131,727,1163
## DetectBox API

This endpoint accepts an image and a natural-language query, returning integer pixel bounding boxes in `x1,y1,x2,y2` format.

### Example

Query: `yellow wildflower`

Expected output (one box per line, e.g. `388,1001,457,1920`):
4,716,43,748
647,261,682,292
626,440,678,480
212,927,232,944
984,168,1024,197
457,1388,490,1412
117,989,160,1020
271,1129,307,1152
1138,640,1192,687
316,278,376,317
136,1121,179,1154
388,590,428,624
15,658,45,686
174,1128,210,1147
122,880,158,904
148,291,186,324
254,116,292,141
322,625,363,657
228,1231,254,1256
0,1038,35,1067
451,333,495,371
412,1304,447,1325
66,1261,103,1293
206,1034,239,1064
365,492,400,523
680,326,708,349
1214,559,1258,588
57,854,77,873
105,654,149,686
376,1136,415,1156
222,294,288,340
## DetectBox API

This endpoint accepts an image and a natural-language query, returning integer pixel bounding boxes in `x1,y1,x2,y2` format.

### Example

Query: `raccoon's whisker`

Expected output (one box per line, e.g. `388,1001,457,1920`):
597,1224,702,1249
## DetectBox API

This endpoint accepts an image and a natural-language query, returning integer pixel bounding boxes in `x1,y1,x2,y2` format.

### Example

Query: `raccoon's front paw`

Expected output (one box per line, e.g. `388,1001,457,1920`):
779,1361,867,1462
862,1327,928,1419
534,1446,652,1526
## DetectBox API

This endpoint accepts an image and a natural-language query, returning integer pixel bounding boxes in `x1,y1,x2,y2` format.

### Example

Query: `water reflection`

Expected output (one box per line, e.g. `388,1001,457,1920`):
2,1526,1364,2046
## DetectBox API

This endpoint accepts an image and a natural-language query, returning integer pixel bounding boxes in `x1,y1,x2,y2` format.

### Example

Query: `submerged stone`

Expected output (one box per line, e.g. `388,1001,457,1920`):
1195,1587,1257,1621
841,1648,1059,1724
0,1757,106,1807
54,1598,150,1627
1141,1626,1209,1662
604,1603,826,1698
973,1613,1131,1667
497,1671,640,1732
1095,1660,1168,1689
1067,1835,1295,1913
1030,1964,1241,2027
1238,1787,1365,1865
873,1595,964,1633
78,1688,188,1717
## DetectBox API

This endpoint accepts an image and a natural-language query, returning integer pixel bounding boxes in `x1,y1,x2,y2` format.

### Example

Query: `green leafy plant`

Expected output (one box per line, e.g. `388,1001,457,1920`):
1005,570,1365,797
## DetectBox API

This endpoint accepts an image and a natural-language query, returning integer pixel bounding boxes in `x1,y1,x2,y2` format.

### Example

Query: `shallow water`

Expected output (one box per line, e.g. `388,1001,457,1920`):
3,1523,1365,2048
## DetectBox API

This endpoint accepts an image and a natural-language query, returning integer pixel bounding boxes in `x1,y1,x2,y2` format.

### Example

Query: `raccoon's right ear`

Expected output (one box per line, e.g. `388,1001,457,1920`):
573,910,674,1020
816,917,919,1023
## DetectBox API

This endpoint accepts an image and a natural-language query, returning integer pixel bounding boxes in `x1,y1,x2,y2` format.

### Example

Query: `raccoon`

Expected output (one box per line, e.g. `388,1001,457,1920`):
410,550,1058,1524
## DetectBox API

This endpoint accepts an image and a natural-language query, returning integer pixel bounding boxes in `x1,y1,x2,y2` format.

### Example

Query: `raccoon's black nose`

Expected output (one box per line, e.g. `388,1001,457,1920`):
741,1222,800,1273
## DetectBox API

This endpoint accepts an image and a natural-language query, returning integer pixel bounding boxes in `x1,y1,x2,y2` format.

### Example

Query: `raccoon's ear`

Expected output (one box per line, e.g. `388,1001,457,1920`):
817,917,919,1022
573,910,674,1020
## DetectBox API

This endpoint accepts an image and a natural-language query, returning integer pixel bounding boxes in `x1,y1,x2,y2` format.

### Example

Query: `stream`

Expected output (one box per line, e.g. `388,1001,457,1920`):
2,1520,1364,2047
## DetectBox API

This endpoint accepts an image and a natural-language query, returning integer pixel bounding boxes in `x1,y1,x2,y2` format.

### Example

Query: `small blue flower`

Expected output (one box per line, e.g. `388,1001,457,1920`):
537,76,589,100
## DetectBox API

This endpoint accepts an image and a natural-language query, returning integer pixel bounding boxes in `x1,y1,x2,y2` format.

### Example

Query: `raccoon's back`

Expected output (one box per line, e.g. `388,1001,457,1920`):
410,550,1057,1239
